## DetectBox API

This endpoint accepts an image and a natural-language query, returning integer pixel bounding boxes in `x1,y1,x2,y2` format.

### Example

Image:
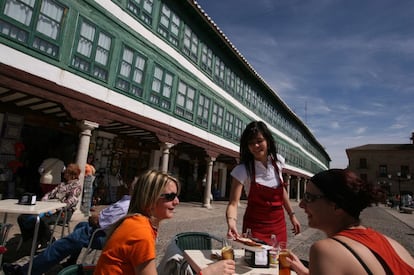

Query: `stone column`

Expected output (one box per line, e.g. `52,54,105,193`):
296,177,301,202
75,120,98,214
160,142,174,172
285,175,291,198
203,157,215,209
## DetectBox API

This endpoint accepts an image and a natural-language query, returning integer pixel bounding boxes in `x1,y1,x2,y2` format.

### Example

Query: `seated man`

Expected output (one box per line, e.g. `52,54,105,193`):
3,185,133,275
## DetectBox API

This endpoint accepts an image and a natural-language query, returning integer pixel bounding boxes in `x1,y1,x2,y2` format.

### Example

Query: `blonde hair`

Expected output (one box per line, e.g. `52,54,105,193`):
106,170,180,237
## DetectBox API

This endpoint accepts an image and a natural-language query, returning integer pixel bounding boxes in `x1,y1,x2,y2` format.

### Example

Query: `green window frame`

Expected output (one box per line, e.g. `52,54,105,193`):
126,0,154,26
71,17,112,82
200,43,213,75
251,91,258,108
196,94,210,128
182,24,198,62
214,56,225,87
235,76,244,101
245,85,252,107
175,80,195,121
0,0,66,58
157,3,180,47
150,64,174,110
225,69,235,95
211,102,224,134
115,45,147,98
234,118,243,140
224,111,234,139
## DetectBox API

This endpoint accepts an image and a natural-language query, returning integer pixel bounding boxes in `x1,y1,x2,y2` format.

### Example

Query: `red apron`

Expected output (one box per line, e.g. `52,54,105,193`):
242,160,286,245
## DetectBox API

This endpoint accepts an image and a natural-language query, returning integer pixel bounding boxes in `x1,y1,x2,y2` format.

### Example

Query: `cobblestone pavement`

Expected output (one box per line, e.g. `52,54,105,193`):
1,200,413,274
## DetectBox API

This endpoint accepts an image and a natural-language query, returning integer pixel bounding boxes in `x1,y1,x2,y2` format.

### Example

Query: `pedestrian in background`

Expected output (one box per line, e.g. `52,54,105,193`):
226,121,300,244
38,156,65,195
288,169,414,275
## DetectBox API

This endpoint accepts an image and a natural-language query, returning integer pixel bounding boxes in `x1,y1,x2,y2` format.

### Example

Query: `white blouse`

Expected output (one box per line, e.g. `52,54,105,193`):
231,154,285,196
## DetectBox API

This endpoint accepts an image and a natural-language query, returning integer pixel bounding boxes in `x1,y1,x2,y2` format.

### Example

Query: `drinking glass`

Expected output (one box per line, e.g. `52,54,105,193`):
221,238,234,260
278,242,290,275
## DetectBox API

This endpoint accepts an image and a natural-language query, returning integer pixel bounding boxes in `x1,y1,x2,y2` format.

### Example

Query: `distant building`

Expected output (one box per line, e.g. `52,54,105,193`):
346,133,414,196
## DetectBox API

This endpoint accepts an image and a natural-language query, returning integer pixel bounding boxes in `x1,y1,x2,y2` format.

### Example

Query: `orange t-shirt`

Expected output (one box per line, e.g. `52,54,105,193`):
94,215,157,274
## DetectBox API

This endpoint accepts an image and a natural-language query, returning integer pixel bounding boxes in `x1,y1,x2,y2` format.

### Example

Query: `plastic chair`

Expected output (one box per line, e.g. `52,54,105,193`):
174,231,223,250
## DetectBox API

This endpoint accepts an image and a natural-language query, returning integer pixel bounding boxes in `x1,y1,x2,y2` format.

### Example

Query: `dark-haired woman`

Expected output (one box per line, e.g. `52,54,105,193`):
288,169,414,275
226,121,300,245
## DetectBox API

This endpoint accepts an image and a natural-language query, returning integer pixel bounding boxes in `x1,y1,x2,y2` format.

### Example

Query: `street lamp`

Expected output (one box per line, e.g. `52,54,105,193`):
388,172,411,207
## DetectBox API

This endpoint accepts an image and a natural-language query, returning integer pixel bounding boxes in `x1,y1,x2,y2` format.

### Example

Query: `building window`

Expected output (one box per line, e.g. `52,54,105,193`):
359,158,367,169
116,45,147,97
379,165,388,177
200,44,213,75
234,118,243,140
211,102,224,134
244,85,252,107
400,165,410,178
157,4,180,47
71,18,112,81
225,69,235,95
235,77,244,101
127,0,154,26
224,111,234,139
0,0,66,58
182,25,198,62
214,57,225,87
175,80,195,121
196,94,210,128
150,64,174,110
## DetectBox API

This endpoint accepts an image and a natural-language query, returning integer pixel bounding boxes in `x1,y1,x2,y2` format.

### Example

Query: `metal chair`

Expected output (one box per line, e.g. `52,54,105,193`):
171,232,224,275
174,231,223,250
57,263,95,275
57,228,103,275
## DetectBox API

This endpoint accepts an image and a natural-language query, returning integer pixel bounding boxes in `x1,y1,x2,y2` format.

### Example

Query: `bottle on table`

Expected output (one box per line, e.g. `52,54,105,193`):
269,233,279,267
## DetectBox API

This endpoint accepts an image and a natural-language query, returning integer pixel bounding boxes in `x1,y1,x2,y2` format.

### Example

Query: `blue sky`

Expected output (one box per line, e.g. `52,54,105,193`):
196,0,414,168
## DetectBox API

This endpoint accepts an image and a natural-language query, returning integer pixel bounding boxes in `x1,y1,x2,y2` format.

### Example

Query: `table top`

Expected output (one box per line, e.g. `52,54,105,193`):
184,249,296,275
0,199,67,215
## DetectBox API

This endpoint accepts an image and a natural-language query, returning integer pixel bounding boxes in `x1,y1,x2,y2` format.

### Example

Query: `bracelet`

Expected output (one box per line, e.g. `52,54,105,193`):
288,211,295,216
227,216,237,221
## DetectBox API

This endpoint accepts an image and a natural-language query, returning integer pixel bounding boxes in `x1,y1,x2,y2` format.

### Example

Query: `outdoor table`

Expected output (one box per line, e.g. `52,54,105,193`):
0,199,67,275
184,249,297,275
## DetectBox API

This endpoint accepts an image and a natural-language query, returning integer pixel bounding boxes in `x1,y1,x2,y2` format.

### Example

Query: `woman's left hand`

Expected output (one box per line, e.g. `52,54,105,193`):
290,215,301,235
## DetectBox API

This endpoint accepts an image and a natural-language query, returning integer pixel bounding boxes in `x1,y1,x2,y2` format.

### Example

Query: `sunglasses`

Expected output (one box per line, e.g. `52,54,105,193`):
303,192,325,203
160,192,178,201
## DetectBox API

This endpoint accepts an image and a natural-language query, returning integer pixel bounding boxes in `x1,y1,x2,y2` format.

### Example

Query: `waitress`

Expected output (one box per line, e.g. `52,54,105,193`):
226,121,301,244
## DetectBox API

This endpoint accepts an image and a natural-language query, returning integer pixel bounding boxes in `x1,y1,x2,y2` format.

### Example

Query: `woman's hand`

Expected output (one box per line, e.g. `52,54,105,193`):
226,218,240,240
286,252,309,275
201,259,236,275
290,215,301,235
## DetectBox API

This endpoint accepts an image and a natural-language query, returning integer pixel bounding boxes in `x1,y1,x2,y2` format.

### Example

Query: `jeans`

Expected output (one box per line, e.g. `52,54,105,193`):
20,222,106,275
17,211,74,245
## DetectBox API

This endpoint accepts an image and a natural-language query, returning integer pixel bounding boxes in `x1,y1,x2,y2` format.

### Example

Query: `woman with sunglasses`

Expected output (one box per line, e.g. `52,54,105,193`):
288,169,414,275
226,121,301,245
94,169,235,274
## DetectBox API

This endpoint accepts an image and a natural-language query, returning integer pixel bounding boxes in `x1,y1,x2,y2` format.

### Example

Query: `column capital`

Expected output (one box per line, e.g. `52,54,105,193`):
159,142,175,150
78,120,99,131
205,156,216,163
